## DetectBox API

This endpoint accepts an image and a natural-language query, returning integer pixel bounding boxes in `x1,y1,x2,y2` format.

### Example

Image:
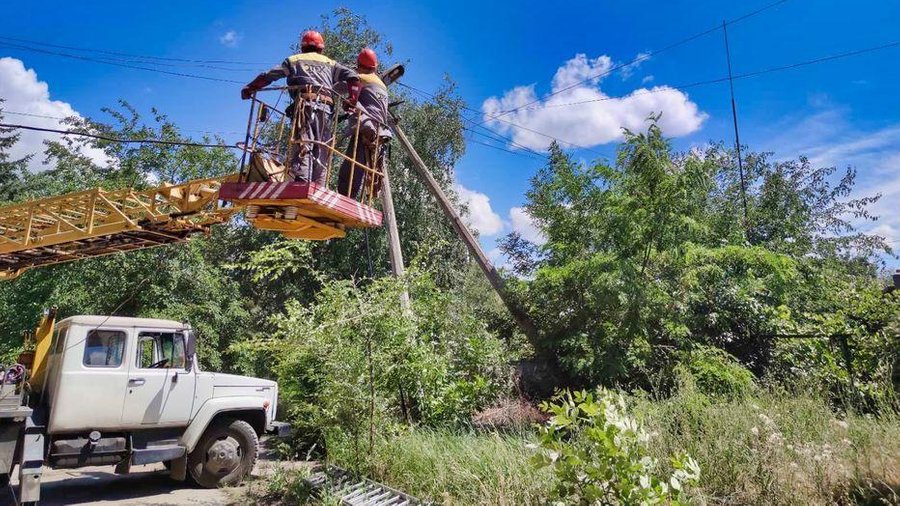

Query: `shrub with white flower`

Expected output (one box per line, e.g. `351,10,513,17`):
534,389,701,505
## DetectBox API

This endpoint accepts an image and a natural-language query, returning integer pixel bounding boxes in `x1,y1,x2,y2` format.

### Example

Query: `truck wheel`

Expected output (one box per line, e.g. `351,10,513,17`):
188,418,258,488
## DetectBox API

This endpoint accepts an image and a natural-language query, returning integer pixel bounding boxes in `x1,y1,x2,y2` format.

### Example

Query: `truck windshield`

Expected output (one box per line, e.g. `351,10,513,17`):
136,331,186,369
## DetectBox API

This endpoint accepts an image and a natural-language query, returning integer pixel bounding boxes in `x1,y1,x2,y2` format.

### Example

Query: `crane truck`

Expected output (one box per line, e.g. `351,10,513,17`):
0,308,290,504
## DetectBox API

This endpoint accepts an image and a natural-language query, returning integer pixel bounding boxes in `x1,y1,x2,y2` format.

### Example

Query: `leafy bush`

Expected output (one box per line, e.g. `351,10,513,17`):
231,269,514,464
535,389,700,505
680,346,755,400
768,281,900,411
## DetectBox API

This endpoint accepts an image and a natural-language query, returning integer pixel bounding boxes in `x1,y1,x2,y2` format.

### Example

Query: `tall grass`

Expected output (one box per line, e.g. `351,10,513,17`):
634,385,900,505
358,429,550,505
257,388,899,505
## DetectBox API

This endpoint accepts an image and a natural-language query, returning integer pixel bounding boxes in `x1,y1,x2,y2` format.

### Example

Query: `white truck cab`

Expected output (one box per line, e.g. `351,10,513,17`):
1,314,289,503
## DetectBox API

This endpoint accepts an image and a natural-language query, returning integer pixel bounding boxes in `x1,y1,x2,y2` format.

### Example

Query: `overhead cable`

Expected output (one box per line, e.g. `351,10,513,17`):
477,0,791,123
538,39,900,109
0,34,268,66
0,42,245,83
0,122,241,149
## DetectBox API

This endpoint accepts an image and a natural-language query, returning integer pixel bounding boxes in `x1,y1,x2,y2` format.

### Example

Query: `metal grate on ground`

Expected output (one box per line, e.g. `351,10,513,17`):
305,465,423,506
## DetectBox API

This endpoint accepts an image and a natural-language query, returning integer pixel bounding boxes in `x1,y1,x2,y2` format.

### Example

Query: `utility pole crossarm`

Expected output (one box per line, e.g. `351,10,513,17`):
389,118,540,342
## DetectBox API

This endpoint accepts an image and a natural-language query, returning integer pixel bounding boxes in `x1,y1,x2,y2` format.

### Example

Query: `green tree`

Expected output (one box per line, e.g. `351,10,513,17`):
0,100,30,202
503,118,893,392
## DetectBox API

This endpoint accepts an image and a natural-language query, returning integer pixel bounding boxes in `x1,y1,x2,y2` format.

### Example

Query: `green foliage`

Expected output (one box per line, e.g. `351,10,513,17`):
0,101,29,202
678,346,756,400
535,388,700,505
503,117,895,402
769,283,899,411
230,269,514,465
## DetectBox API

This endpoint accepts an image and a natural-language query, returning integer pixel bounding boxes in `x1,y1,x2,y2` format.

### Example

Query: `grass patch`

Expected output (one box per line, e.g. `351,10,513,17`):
345,429,551,505
635,387,900,505
257,389,899,505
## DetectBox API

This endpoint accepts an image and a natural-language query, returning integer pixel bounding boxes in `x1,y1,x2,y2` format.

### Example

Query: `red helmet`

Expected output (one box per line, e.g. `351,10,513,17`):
357,48,377,69
300,30,325,51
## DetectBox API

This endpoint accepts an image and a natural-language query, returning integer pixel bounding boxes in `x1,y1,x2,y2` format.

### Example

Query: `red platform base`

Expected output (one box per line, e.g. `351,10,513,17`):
220,182,382,240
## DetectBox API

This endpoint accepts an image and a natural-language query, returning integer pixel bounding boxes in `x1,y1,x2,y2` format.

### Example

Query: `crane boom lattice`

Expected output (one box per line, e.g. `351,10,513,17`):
0,176,239,280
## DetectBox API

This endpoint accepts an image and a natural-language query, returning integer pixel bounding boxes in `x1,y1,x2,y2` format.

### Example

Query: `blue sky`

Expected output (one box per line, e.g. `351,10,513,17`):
1,0,898,267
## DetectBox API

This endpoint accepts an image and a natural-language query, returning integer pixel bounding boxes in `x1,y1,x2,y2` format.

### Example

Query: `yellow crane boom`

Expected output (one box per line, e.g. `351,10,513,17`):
0,176,239,280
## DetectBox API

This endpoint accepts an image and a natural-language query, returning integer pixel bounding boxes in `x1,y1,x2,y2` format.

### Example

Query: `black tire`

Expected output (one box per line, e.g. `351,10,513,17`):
188,418,258,488
0,472,8,487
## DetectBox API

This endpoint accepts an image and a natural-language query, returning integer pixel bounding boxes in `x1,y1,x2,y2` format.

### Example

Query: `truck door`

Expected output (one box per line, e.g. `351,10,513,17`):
47,327,131,432
120,330,196,427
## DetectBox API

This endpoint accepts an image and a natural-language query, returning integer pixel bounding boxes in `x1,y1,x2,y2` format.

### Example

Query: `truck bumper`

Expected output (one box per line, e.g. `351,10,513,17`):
265,421,291,438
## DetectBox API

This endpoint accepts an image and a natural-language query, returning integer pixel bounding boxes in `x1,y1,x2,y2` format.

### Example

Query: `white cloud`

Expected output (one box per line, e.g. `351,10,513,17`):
219,30,242,48
0,57,109,172
869,223,897,248
551,54,613,90
764,106,900,258
509,207,547,245
620,52,651,80
481,53,707,151
455,184,504,236
641,75,655,84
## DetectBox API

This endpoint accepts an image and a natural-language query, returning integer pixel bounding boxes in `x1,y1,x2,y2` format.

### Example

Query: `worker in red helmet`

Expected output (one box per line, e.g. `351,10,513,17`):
337,48,392,200
241,30,361,185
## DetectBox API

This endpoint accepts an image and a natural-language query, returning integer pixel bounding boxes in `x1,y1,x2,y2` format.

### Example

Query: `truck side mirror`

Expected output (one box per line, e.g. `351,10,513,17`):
185,330,197,372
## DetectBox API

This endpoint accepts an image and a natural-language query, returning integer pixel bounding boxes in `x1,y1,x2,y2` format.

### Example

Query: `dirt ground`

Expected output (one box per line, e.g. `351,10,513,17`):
6,463,240,505
2,439,294,506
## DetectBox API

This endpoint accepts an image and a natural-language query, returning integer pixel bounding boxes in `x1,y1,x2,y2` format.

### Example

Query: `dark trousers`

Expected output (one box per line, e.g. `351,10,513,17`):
338,137,388,200
287,102,334,185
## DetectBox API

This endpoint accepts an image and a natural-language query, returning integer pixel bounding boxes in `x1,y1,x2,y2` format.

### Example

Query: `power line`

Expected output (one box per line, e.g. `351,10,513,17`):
461,116,548,158
398,82,602,155
7,31,603,155
723,21,749,227
0,35,268,66
464,133,546,161
478,0,790,124
534,39,900,110
0,110,243,136
3,111,545,169
462,126,548,161
0,122,241,150
0,41,245,84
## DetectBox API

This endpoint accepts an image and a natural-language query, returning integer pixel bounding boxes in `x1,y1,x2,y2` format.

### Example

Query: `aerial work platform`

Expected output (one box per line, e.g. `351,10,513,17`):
219,88,385,240
219,181,381,240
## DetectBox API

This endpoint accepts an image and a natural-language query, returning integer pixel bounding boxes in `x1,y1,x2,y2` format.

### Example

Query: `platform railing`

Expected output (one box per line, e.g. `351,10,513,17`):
240,87,387,208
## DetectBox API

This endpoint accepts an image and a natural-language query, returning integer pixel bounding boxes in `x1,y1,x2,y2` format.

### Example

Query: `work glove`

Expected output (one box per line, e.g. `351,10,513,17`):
344,78,362,111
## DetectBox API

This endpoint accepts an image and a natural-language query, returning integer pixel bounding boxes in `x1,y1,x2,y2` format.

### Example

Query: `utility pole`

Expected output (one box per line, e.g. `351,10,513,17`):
389,118,541,343
380,161,411,310
723,20,749,228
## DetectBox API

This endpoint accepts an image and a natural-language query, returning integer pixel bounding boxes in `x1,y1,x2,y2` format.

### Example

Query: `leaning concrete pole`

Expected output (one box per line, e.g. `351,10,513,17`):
380,163,411,310
389,119,540,342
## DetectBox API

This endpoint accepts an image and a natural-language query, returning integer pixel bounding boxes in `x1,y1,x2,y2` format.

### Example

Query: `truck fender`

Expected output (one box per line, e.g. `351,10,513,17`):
181,397,267,453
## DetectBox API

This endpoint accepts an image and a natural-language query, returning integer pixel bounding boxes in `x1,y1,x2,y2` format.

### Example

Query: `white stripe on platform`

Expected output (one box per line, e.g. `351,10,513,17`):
249,183,270,199
238,184,256,199
260,183,281,199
